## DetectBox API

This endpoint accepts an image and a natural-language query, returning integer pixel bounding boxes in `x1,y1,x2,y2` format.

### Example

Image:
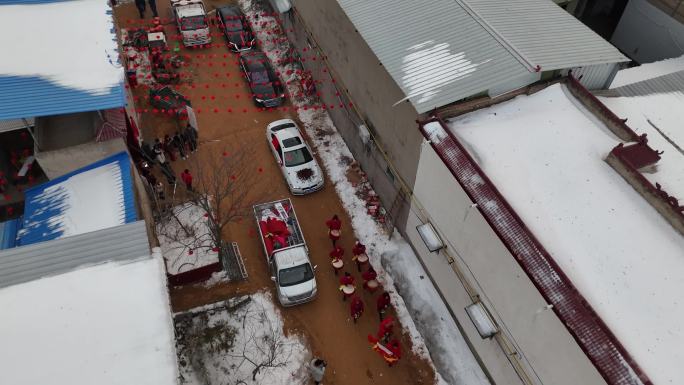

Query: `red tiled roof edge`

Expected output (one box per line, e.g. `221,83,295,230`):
417,116,652,385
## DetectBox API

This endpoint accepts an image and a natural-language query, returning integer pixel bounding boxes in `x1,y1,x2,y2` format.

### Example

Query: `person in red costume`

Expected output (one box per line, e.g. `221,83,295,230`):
329,245,345,275
376,291,391,321
339,271,355,301
377,315,394,343
351,241,368,272
325,214,342,246
362,266,378,293
350,296,364,323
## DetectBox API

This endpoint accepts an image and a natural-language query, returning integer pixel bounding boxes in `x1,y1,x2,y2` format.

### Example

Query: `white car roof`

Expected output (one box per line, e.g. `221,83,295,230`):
274,247,309,268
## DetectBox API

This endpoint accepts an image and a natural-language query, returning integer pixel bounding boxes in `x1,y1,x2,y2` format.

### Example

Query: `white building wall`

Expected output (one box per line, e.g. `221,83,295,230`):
406,140,607,385
611,0,684,63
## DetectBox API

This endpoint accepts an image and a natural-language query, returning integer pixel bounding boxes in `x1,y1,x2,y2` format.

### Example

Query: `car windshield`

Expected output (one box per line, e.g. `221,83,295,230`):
181,16,207,30
278,264,314,287
284,147,313,167
224,19,243,32
251,70,270,84
282,137,302,148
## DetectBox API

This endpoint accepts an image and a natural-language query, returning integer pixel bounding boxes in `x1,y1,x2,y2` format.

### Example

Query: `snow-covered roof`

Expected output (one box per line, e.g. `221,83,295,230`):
336,0,627,113
0,0,124,120
599,92,684,200
444,84,684,385
610,55,684,89
18,152,136,246
0,252,179,385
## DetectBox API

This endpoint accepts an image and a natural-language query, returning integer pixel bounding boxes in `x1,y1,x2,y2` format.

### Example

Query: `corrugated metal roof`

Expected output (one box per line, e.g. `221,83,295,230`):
0,117,34,133
337,0,531,113
335,0,628,113
419,118,649,385
464,0,629,70
0,220,150,289
17,151,137,246
608,70,684,98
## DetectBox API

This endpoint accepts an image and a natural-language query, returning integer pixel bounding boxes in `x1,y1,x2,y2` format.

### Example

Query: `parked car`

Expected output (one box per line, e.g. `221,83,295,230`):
254,199,317,306
216,5,255,52
266,119,324,195
239,51,285,107
171,0,211,47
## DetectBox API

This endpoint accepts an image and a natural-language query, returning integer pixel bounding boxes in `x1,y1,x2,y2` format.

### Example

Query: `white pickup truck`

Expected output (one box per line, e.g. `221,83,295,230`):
253,199,317,306
170,0,211,47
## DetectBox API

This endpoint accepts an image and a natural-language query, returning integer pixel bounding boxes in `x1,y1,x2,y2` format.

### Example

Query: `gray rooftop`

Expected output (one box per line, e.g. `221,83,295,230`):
336,0,628,113
0,221,150,289
606,70,684,98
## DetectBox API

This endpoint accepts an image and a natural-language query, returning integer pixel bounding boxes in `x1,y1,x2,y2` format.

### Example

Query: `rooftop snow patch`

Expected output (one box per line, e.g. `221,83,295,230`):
610,55,684,88
599,93,684,200
447,84,684,385
18,152,136,246
0,0,124,119
0,254,179,385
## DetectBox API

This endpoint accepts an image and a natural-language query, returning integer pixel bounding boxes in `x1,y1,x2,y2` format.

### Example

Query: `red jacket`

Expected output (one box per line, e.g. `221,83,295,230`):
352,242,366,256
350,297,364,316
329,246,344,259
339,274,354,286
377,316,394,339
388,339,402,359
362,269,377,282
326,216,341,230
181,171,192,185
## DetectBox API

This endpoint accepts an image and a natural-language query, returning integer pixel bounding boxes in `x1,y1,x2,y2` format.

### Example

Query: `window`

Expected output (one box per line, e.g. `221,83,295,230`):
278,264,314,286
284,147,313,167
282,137,303,148
251,71,270,84
181,16,208,31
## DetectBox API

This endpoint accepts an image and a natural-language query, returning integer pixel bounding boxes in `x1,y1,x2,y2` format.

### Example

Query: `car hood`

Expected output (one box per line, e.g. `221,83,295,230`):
280,278,315,298
285,161,323,190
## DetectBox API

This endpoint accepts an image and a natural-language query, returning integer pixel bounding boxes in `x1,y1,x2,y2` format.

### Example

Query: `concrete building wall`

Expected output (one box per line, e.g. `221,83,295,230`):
405,141,607,385
612,0,684,63
286,0,425,229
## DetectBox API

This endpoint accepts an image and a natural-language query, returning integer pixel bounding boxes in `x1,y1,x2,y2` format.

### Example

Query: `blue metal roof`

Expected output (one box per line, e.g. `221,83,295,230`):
17,152,137,246
0,0,125,120
0,218,20,250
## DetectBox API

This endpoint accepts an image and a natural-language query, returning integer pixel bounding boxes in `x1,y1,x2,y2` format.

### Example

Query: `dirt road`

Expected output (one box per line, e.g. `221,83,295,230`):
115,2,435,384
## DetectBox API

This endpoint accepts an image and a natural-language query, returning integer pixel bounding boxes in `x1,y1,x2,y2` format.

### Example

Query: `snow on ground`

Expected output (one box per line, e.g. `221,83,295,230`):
448,84,684,385
0,253,179,385
21,161,126,239
599,93,684,199
610,55,684,88
239,2,488,383
157,202,220,275
0,0,122,94
175,292,308,385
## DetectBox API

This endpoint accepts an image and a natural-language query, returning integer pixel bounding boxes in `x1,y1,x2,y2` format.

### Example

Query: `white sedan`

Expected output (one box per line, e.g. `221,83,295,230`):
266,119,324,195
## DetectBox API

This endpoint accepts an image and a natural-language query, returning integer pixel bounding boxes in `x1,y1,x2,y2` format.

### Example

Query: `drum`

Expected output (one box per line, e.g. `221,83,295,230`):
329,229,341,238
366,279,379,289
342,284,355,295
332,259,344,269
356,253,368,263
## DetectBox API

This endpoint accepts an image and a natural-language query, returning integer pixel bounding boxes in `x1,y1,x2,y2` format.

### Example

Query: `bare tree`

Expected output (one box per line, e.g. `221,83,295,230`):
155,146,269,280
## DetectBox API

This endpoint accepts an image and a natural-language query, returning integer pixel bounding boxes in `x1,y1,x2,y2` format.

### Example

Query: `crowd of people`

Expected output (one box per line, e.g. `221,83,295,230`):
310,213,403,382
138,124,198,203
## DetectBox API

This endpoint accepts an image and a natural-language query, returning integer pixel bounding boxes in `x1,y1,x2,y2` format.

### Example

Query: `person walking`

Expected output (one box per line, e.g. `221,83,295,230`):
325,214,342,246
173,131,187,160
153,138,167,165
163,134,177,162
180,169,193,191
377,291,391,321
339,272,355,301
184,124,198,153
135,0,158,18
329,245,344,275
350,295,364,323
377,315,395,344
309,358,326,385
352,241,368,272
362,266,379,293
